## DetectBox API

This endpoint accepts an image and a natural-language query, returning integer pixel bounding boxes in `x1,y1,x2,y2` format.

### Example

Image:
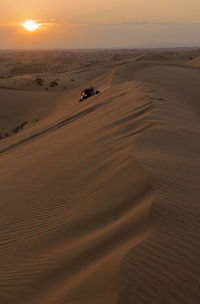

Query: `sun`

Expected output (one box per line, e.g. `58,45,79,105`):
22,20,41,32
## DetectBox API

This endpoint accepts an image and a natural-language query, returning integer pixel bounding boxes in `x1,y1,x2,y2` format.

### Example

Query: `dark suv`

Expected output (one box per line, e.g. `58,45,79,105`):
79,87,99,102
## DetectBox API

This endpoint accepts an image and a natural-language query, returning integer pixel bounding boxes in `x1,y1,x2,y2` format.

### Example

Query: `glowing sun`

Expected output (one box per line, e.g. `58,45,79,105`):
22,20,41,32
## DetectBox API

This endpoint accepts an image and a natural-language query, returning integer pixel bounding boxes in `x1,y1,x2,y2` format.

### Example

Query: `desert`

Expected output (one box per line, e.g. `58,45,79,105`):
0,48,200,304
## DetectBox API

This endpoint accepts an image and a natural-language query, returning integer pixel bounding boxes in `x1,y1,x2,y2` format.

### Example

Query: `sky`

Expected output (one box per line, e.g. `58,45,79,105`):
1,0,200,48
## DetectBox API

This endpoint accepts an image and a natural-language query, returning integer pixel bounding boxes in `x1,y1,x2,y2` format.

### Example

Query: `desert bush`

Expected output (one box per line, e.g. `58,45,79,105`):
36,78,44,86
50,80,58,87
12,122,28,134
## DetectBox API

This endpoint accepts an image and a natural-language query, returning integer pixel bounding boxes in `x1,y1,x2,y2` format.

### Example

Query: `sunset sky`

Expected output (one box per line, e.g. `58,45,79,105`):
1,0,200,48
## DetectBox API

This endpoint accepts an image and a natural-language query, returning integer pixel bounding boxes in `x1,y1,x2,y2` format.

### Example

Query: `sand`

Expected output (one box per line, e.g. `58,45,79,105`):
0,48,200,304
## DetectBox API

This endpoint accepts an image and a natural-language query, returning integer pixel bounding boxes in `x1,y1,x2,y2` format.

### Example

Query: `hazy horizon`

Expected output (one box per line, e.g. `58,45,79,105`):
1,0,200,49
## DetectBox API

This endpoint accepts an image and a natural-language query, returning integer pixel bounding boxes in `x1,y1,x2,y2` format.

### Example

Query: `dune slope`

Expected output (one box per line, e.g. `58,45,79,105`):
1,55,200,304
117,66,200,303
0,78,155,304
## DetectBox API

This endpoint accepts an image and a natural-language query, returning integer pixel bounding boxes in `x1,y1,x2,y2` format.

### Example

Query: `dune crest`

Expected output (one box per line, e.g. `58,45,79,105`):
118,82,200,303
1,49,200,304
0,78,156,304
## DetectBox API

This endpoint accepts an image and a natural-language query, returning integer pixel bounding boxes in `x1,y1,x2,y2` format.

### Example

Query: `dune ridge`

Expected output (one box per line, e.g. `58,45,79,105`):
117,70,200,303
0,50,200,304
0,78,156,304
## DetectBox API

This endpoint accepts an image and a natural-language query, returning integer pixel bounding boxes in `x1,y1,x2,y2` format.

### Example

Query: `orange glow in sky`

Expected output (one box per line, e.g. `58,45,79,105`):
1,0,200,48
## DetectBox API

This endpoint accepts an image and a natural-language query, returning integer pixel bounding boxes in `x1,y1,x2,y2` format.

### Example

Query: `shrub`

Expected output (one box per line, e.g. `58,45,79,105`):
50,80,58,87
36,78,44,86
12,122,28,134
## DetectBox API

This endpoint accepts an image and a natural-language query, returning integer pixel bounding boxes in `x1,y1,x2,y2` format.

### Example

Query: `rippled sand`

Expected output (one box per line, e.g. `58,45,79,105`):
0,49,200,304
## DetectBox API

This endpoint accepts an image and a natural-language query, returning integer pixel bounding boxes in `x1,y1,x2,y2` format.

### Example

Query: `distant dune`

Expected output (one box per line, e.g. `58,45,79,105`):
0,49,200,304
187,55,200,66
135,53,173,62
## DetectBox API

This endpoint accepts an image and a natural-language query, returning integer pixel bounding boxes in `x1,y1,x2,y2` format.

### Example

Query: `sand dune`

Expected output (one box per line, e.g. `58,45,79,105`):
135,53,173,63
0,89,66,137
0,79,155,304
118,67,200,303
0,49,200,304
187,55,200,66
